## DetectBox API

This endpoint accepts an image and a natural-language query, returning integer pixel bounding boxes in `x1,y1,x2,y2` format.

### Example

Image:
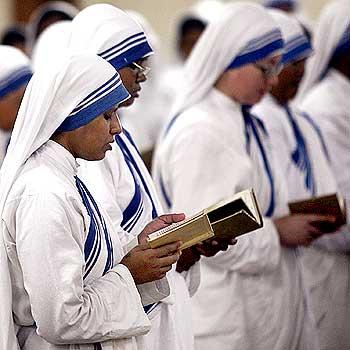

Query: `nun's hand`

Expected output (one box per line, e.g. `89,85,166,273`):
274,214,337,247
176,237,238,273
121,241,182,284
138,213,186,245
176,246,201,273
194,237,238,257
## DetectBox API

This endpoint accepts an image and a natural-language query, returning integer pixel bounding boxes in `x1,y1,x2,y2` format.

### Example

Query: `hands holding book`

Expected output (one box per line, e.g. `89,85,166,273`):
176,237,238,273
121,214,184,284
274,214,338,247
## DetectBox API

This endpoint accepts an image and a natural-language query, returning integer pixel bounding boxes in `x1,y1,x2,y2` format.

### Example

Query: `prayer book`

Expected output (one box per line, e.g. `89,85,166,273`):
288,193,347,232
147,189,263,250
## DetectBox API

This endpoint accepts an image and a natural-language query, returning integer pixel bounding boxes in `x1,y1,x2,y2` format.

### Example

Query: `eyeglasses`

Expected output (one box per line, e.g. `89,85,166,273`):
254,62,284,78
128,61,151,77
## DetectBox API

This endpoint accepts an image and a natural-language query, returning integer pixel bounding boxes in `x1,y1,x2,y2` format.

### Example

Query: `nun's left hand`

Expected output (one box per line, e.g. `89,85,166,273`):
194,237,237,257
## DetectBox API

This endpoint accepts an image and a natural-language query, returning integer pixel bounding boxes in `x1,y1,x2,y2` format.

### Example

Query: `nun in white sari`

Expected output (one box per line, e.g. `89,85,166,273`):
0,45,32,166
253,10,350,349
0,54,182,350
153,3,330,350
299,1,350,222
68,5,200,350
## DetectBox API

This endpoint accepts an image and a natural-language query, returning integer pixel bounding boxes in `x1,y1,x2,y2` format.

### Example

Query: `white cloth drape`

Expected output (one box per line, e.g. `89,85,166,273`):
296,0,350,101
31,20,72,71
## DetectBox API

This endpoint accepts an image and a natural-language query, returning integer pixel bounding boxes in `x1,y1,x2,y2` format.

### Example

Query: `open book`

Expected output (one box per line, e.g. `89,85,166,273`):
288,193,347,232
147,189,264,250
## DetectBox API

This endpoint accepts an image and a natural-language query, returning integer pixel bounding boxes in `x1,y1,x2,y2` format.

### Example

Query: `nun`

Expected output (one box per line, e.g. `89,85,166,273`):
153,3,333,350
253,9,350,348
299,0,350,223
0,45,32,166
67,5,234,350
296,2,350,347
0,53,182,350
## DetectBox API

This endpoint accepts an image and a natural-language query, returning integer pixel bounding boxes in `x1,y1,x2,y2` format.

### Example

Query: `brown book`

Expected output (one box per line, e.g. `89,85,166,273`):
288,193,347,232
147,189,264,250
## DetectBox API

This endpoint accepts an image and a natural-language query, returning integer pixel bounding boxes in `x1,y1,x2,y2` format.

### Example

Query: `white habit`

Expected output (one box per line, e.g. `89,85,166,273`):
154,88,317,350
78,129,200,350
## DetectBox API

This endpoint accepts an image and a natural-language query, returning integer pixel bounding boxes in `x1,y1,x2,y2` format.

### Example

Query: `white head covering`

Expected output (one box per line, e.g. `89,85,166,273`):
297,0,350,99
68,4,153,70
185,0,225,24
31,20,72,71
167,2,283,121
0,45,32,99
26,1,78,54
268,9,312,65
0,53,130,350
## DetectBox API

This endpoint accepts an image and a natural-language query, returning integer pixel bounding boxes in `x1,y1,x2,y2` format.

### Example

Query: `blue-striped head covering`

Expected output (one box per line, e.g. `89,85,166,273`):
268,9,312,66
332,24,350,59
0,45,32,99
69,4,153,70
57,71,129,132
227,28,284,69
168,3,284,118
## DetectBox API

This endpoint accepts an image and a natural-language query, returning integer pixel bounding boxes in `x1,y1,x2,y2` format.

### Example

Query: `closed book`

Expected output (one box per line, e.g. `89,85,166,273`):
288,193,347,232
147,188,263,250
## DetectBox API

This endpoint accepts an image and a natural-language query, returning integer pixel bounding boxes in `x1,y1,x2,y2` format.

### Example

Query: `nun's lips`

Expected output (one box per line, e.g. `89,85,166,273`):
132,87,141,98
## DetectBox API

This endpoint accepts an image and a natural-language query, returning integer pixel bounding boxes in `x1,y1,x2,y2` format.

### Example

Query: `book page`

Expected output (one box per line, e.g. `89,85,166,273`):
205,189,261,225
147,213,214,249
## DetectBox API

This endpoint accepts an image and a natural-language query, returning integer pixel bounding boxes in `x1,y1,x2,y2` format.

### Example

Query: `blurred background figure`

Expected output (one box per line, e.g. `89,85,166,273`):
262,0,313,39
31,20,72,71
26,1,78,55
263,0,298,13
0,25,27,54
156,0,225,168
118,1,226,170
0,45,32,166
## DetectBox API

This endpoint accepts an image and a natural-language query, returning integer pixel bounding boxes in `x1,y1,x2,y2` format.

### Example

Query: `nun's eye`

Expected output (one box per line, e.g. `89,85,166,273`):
103,112,112,120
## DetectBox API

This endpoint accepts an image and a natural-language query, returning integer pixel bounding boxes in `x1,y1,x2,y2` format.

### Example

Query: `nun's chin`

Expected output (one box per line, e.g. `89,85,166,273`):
120,97,136,108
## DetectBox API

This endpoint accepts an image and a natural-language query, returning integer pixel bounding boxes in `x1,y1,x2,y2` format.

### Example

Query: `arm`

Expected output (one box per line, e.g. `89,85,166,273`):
15,193,150,345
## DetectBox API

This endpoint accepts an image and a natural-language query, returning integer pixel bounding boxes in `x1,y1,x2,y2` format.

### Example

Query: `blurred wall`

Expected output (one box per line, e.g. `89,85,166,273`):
0,0,13,36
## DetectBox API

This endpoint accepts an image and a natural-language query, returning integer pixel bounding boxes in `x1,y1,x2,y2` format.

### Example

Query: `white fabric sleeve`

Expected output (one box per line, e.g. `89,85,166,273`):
180,262,201,297
81,158,171,307
15,193,150,345
167,125,281,274
312,224,350,253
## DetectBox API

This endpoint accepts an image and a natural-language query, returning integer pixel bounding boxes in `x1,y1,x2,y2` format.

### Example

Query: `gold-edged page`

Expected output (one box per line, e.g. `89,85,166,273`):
147,213,214,249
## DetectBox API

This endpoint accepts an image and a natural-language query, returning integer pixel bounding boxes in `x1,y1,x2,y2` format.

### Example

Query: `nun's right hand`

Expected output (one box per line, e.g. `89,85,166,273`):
121,241,182,284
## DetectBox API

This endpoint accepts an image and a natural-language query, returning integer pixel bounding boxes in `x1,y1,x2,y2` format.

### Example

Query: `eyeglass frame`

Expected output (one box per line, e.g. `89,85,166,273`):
253,61,284,78
103,108,123,129
128,61,151,77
